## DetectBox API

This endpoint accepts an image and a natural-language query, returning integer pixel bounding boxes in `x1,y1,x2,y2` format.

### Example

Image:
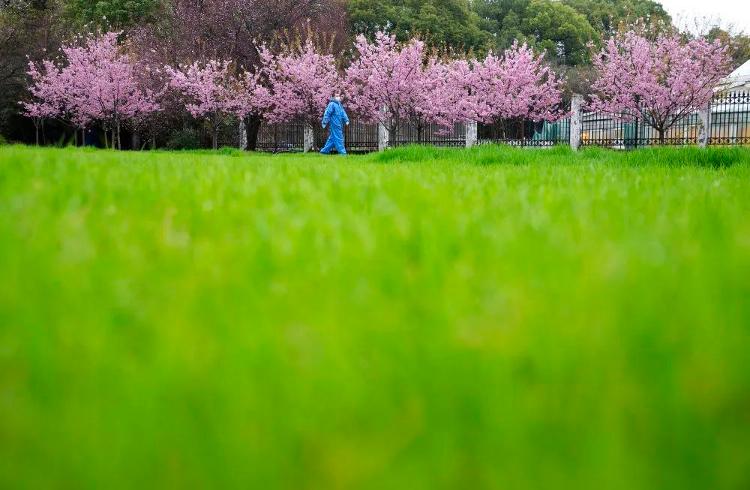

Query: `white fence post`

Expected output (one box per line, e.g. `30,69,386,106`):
378,121,389,151
378,106,390,151
570,94,583,151
698,102,712,148
465,121,478,148
239,120,248,150
303,123,314,153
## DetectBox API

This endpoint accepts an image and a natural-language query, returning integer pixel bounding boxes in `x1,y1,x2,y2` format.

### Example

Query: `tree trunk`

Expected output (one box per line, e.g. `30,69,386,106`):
74,129,79,147
35,121,40,146
116,120,122,150
103,129,108,149
244,114,261,151
658,128,665,145
213,126,218,150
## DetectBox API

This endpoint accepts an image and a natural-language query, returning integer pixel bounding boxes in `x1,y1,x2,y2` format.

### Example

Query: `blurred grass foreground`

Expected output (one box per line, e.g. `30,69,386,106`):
1,144,750,489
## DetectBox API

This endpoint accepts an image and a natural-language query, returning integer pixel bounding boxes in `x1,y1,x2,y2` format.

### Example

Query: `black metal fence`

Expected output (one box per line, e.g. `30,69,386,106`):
478,118,570,147
344,120,379,152
581,91,750,148
255,91,750,153
258,120,379,153
312,120,380,152
580,111,704,148
256,121,305,152
392,122,466,147
710,91,750,145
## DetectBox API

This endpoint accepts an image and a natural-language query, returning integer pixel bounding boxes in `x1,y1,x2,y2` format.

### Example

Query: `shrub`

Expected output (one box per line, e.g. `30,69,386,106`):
166,128,201,150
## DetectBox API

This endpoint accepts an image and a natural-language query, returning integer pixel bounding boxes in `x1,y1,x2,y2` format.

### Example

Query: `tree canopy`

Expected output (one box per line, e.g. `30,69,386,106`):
2,0,749,143
475,0,598,65
706,27,750,69
64,0,160,29
561,0,671,35
348,0,489,53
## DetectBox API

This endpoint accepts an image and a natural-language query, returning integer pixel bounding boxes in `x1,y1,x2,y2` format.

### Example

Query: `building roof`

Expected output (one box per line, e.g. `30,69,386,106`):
718,59,750,91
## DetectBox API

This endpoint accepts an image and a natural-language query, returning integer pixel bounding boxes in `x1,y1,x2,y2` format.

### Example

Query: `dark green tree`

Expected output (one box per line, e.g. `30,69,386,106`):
475,0,598,65
347,0,489,53
474,0,530,48
65,0,160,29
706,27,750,70
522,0,598,65
561,0,671,36
0,0,66,139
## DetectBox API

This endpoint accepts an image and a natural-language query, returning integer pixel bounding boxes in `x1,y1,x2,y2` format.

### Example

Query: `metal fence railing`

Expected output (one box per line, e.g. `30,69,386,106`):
344,120,379,152
255,91,749,153
580,91,750,149
580,111,704,148
258,120,378,153
311,120,380,153
477,118,570,147
392,122,466,147
257,119,462,152
710,91,750,145
256,121,305,152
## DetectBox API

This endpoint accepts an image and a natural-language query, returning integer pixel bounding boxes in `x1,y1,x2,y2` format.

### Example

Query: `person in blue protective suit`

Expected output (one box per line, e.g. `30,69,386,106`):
320,93,350,155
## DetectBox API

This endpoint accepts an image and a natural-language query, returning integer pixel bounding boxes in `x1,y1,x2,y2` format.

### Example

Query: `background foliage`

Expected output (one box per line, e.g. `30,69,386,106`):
1,0,748,143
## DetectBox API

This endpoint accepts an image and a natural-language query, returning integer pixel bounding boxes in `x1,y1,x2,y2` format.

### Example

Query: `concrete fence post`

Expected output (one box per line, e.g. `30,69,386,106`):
239,120,248,150
378,121,389,151
465,121,478,148
377,106,390,152
570,94,583,151
303,123,315,153
698,102,712,148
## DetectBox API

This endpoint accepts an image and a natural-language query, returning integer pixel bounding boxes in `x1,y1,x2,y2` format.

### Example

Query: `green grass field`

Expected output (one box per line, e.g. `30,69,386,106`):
1,144,750,489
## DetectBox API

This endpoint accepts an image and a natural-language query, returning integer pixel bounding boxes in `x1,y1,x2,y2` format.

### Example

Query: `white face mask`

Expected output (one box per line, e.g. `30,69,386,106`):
334,96,342,103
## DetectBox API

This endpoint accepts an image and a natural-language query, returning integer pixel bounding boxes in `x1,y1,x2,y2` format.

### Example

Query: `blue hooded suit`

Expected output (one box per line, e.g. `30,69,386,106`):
320,98,349,155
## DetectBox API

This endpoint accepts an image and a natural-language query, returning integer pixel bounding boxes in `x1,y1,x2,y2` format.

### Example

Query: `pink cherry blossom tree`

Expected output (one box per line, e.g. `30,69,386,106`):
589,31,731,144
23,54,97,146
234,68,265,121
420,58,476,131
165,59,239,149
345,33,562,142
24,32,160,149
345,32,438,143
22,59,64,145
469,43,564,135
129,63,172,150
257,39,339,130
58,32,159,149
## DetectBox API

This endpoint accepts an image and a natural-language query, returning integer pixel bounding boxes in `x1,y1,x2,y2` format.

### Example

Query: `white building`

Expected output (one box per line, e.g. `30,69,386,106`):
711,60,750,144
716,59,750,93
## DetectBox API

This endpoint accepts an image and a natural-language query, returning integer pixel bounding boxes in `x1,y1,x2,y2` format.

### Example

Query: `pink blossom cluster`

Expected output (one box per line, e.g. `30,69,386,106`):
344,33,564,136
24,28,732,149
23,60,65,122
162,41,338,146
23,32,159,148
257,40,340,126
345,33,432,134
589,31,731,140
165,60,237,120
165,59,244,149
470,43,564,123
